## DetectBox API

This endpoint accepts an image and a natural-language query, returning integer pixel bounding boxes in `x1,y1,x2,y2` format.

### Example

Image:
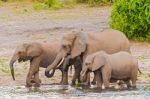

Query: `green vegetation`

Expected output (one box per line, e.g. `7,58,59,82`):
0,0,112,10
110,0,150,41
0,59,10,74
33,0,63,10
144,86,150,91
75,82,82,88
33,0,77,10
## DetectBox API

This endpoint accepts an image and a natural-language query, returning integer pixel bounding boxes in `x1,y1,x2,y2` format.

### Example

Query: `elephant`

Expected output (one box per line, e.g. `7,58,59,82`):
45,29,130,85
80,51,138,89
9,41,72,87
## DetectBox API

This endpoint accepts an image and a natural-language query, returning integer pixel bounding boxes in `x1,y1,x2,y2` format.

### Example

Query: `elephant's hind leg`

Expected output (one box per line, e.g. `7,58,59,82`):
131,66,137,89
124,79,131,88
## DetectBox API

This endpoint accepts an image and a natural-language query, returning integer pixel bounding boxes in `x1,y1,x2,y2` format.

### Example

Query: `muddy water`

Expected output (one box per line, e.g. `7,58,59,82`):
0,84,149,99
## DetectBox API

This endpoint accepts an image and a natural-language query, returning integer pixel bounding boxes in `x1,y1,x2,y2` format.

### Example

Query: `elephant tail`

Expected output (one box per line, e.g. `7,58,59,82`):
138,67,142,74
137,60,142,74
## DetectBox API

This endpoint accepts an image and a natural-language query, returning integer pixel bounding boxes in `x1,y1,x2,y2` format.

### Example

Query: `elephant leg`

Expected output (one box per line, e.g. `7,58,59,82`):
26,58,40,87
61,68,68,85
30,76,36,83
131,77,136,88
85,72,90,85
95,71,102,89
131,69,137,89
71,66,81,85
34,71,41,87
102,69,110,89
91,75,96,85
125,80,131,88
26,71,34,87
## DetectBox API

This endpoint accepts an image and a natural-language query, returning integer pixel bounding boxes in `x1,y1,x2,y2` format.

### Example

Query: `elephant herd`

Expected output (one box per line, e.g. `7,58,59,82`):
9,29,140,90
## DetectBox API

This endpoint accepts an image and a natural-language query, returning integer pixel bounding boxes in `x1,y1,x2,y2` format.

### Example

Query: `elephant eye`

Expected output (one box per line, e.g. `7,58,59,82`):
62,45,67,49
18,51,22,55
85,62,90,66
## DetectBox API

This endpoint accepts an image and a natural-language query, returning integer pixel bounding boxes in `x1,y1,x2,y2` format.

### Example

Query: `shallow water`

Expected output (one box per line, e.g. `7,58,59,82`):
0,84,149,99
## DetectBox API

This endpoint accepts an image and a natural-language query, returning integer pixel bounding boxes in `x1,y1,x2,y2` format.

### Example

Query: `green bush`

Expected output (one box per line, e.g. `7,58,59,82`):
110,0,150,41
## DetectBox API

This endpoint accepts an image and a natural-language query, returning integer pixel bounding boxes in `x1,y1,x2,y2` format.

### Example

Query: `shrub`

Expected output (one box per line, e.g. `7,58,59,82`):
110,0,150,41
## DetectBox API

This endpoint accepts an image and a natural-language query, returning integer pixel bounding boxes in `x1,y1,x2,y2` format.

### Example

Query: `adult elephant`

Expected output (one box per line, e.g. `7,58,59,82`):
9,41,73,87
45,29,130,85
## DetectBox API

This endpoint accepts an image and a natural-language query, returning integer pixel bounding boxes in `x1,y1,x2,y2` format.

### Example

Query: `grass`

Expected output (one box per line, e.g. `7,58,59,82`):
0,57,29,77
0,59,10,75
147,74,150,77
144,86,150,91
0,0,3,6
14,8,32,14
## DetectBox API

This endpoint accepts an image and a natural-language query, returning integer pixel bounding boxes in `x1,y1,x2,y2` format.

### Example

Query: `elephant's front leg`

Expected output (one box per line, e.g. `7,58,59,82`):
60,67,68,85
102,68,110,89
71,66,82,85
34,71,41,87
91,75,96,85
95,71,102,89
26,58,40,87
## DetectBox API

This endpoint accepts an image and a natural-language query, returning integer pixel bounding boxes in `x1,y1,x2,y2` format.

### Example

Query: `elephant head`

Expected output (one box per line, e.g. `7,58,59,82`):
80,51,107,80
9,42,43,80
45,31,87,77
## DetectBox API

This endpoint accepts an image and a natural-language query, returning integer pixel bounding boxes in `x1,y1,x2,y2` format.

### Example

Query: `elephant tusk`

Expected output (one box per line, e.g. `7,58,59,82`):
81,71,86,77
56,58,64,68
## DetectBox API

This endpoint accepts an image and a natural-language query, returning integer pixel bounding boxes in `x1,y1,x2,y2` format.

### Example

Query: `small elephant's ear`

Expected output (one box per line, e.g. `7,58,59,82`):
70,31,87,58
26,43,42,57
91,54,106,71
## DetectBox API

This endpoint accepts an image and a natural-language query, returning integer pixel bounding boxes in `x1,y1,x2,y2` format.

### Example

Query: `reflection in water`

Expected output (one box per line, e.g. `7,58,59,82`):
0,84,149,99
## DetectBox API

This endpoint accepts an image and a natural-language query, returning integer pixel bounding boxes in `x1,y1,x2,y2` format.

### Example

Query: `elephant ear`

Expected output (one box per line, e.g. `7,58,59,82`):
70,31,87,58
91,53,106,71
26,43,42,57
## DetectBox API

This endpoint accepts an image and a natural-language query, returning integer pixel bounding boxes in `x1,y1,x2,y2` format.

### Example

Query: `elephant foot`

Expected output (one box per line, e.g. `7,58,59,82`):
78,79,81,84
91,81,96,85
34,83,40,87
92,87,102,92
127,84,132,88
31,79,41,84
25,83,32,88
71,81,76,86
128,85,136,90
61,82,68,85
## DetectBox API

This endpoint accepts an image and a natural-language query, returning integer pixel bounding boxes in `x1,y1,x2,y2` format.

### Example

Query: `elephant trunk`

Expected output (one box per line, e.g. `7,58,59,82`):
9,54,19,80
45,69,56,78
45,53,64,77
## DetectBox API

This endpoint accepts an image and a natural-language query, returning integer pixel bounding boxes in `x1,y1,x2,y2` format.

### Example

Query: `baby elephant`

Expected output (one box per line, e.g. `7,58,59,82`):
81,51,139,89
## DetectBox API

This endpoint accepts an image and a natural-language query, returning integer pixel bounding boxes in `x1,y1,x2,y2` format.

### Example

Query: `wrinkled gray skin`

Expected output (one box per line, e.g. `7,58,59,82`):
81,51,138,89
9,41,70,87
45,29,130,85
